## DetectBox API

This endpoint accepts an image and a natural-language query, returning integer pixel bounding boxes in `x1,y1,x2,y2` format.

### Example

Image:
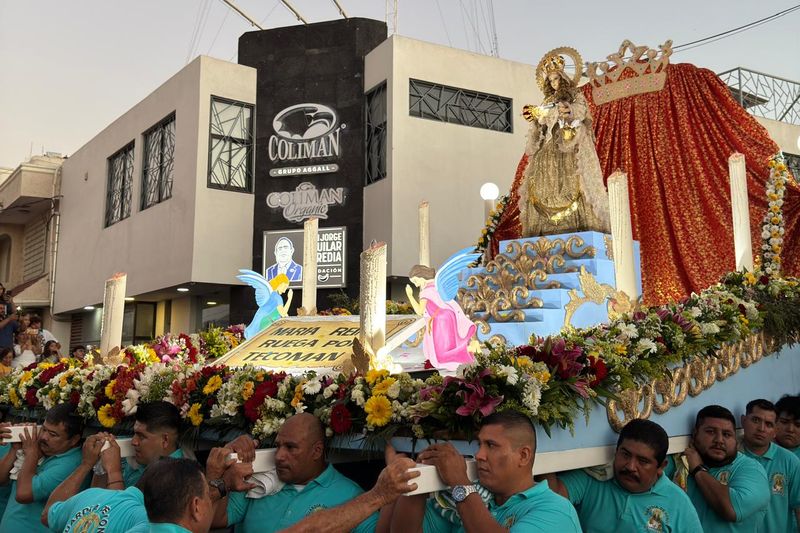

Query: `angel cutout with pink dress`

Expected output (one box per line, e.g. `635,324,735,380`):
406,247,480,371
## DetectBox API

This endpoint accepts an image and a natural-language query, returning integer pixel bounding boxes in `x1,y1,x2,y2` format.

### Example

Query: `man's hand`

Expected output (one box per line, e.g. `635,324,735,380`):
81,434,106,467
222,461,257,493
372,445,420,506
684,443,703,471
0,423,11,445
20,425,42,462
418,443,470,487
206,446,235,481
100,435,123,477
226,435,257,463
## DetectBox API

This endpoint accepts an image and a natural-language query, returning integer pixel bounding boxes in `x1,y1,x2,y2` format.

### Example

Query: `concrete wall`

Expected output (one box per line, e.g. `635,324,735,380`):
758,116,800,155
55,56,256,314
364,36,539,276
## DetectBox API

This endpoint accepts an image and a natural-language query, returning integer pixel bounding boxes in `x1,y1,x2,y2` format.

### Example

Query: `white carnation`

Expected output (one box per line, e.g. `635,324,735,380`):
636,338,658,354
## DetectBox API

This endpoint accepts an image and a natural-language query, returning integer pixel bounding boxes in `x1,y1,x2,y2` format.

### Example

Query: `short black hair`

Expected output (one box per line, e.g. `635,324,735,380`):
481,410,537,451
617,419,669,464
0,347,12,360
45,403,84,438
695,405,736,431
138,457,206,523
746,399,776,416
29,315,42,326
135,401,182,434
71,345,86,353
775,395,800,420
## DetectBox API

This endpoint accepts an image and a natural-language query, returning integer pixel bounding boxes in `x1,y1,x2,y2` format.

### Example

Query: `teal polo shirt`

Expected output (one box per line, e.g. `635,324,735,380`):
47,486,150,533
743,442,800,533
665,452,770,532
0,445,83,533
227,463,378,533
149,524,191,533
422,482,581,532
122,448,184,487
560,469,702,532
783,445,800,462
0,444,11,518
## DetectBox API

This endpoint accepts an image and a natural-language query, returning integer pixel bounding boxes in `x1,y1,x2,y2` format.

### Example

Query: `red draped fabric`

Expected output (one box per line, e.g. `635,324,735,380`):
491,62,800,304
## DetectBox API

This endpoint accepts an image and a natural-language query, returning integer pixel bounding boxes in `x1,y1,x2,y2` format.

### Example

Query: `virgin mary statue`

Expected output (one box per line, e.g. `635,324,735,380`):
518,47,610,236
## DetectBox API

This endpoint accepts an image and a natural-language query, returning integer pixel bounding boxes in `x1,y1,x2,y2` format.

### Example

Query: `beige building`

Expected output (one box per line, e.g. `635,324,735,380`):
55,56,256,346
362,35,540,281
0,153,68,342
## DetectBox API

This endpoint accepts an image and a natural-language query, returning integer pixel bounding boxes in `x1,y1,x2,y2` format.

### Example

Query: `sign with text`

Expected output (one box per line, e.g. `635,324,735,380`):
263,227,346,289
214,315,423,371
266,182,346,223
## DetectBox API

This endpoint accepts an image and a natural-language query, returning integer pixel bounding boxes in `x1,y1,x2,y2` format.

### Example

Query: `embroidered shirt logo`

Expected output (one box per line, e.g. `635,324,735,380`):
717,471,730,485
645,506,667,532
772,473,786,494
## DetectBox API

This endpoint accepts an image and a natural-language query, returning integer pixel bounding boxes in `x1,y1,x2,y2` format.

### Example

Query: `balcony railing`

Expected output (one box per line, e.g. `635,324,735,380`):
719,67,800,126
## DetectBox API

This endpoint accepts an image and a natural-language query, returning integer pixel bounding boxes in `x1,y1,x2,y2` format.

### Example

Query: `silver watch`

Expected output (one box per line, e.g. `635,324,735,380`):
451,484,478,503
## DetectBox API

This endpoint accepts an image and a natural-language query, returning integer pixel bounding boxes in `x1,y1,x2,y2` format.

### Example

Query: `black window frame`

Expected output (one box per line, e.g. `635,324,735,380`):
207,96,254,193
105,141,135,227
408,78,513,133
365,81,388,186
141,112,176,210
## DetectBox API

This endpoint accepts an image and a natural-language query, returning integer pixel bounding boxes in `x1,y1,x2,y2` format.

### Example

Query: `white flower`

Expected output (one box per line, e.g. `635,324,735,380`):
302,379,322,395
522,379,542,415
617,323,639,339
636,338,658,354
699,322,720,335
294,403,307,414
497,365,519,385
387,381,401,399
322,383,338,399
687,307,702,318
351,389,365,407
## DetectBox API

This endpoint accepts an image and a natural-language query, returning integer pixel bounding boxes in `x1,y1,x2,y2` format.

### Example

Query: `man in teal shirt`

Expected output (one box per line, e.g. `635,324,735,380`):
547,418,702,532
94,401,184,489
665,404,770,532
42,432,150,532
776,395,800,460
740,398,800,532
391,410,582,532
212,413,379,533
139,457,214,533
0,423,12,518
0,404,85,532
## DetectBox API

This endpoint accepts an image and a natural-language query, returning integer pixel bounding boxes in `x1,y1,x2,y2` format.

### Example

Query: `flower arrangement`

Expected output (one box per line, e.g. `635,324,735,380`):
472,194,510,263
0,271,799,445
152,333,201,364
761,154,789,276
199,325,244,360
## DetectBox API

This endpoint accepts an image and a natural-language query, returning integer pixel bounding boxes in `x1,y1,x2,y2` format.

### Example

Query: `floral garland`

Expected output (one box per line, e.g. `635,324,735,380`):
761,154,789,276
1,272,799,441
472,194,510,261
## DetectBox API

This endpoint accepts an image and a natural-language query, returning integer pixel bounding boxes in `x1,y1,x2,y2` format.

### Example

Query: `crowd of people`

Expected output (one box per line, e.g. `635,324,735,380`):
1,394,800,532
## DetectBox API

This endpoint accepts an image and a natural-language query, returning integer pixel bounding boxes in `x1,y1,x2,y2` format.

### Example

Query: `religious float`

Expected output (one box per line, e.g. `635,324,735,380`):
2,40,800,490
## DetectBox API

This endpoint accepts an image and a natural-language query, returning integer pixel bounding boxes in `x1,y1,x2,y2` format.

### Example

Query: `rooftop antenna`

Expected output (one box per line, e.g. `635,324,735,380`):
280,0,308,24
386,0,398,35
331,0,348,18
218,0,265,29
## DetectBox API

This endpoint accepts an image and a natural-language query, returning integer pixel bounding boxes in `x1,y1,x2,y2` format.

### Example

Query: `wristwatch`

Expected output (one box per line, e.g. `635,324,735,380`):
451,484,478,503
209,478,227,497
689,464,709,477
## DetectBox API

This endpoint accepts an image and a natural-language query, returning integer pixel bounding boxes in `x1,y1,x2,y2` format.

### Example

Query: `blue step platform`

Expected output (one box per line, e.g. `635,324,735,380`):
457,231,641,346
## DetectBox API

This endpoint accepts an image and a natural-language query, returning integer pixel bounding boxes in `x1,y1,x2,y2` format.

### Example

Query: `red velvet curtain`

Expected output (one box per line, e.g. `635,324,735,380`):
491,62,800,304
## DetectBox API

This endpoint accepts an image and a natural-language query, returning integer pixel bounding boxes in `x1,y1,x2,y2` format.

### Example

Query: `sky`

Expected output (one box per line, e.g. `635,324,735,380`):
1,0,798,167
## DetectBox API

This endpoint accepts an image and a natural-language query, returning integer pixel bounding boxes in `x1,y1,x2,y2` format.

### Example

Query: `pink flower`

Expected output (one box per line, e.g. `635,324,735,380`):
455,381,503,417
550,339,584,379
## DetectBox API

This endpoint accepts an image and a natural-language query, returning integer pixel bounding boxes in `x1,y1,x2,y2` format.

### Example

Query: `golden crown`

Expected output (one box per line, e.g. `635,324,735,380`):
543,54,565,74
536,47,582,91
587,40,673,105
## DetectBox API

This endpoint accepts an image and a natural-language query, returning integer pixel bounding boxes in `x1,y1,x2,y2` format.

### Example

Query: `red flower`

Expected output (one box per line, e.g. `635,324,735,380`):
69,391,81,406
243,379,280,422
25,388,39,407
23,362,38,371
423,359,435,369
330,403,352,434
515,345,538,358
206,397,215,407
39,363,67,384
587,356,608,387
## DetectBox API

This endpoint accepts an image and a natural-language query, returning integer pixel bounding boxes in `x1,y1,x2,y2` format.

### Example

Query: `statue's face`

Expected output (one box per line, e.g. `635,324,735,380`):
548,72,561,90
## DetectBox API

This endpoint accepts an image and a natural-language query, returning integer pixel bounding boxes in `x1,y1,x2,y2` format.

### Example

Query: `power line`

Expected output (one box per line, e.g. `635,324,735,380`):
434,0,453,47
673,4,800,53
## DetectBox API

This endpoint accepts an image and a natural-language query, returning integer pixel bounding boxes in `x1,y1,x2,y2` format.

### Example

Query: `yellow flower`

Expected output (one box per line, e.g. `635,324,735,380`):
39,363,54,370
371,377,397,396
776,163,787,172
743,272,757,286
49,390,58,401
255,372,265,382
19,371,33,386
772,216,781,225
242,381,254,400
364,395,392,427
532,369,551,384
203,375,223,395
291,382,305,408
98,404,118,428
514,356,533,369
365,369,389,385
739,316,750,328
771,205,781,213
8,388,20,408
187,403,203,426
105,379,117,398
613,344,627,356
147,348,158,363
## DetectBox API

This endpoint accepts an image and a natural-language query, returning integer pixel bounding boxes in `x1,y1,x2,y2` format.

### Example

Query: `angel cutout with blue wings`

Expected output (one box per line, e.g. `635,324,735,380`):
237,269,294,340
406,247,480,370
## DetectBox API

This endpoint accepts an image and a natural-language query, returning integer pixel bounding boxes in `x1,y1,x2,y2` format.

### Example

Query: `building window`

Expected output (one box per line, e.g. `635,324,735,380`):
208,97,254,192
142,113,176,209
786,153,800,180
105,142,134,227
365,82,387,185
409,79,512,133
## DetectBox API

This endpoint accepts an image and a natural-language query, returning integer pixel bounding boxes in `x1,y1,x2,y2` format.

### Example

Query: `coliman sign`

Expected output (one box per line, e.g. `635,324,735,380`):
268,103,345,172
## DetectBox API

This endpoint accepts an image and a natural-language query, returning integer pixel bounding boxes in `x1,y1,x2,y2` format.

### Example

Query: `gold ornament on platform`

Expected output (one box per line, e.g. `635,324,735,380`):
587,39,672,105
606,333,772,431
